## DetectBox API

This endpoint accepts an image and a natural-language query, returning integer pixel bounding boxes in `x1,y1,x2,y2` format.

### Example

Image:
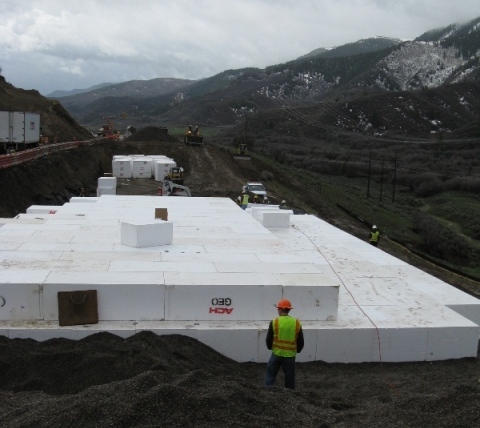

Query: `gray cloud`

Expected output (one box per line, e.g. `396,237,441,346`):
1,0,479,95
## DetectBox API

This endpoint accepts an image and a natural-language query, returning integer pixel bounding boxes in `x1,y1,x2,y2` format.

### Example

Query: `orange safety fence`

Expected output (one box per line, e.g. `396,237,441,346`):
0,139,110,170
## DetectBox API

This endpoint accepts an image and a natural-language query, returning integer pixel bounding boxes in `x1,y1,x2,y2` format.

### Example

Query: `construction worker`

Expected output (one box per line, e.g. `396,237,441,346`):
241,192,249,210
263,196,269,204
369,225,380,247
279,200,287,209
253,194,259,204
265,298,304,390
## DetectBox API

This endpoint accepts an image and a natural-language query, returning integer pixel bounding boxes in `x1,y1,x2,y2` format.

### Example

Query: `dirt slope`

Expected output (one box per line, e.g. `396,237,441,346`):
115,142,254,199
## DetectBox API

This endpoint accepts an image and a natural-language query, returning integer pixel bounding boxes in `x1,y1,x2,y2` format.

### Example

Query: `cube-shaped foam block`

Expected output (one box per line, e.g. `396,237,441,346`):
121,220,173,247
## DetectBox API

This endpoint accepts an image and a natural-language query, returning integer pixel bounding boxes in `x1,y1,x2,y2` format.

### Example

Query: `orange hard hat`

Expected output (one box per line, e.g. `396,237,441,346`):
276,298,293,309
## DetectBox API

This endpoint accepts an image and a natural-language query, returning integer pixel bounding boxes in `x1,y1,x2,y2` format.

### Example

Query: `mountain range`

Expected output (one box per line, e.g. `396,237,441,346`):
45,16,480,141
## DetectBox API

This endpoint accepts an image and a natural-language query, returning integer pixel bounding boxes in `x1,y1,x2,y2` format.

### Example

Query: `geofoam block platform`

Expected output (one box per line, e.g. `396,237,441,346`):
0,194,478,363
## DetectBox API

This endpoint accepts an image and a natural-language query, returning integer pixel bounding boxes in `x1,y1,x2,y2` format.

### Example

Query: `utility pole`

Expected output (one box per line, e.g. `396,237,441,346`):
367,151,371,199
379,159,384,202
392,153,397,203
244,112,248,143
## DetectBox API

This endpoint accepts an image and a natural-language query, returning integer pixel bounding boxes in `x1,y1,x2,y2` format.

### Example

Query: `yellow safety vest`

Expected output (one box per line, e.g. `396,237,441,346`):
272,316,301,357
242,194,249,205
370,230,380,243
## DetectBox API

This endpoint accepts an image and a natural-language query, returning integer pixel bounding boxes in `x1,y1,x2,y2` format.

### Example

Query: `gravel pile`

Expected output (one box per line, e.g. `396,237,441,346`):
0,332,478,427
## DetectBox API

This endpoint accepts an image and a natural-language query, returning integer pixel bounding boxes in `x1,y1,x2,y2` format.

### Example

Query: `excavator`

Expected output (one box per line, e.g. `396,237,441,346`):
166,166,185,184
97,114,128,140
184,125,204,146
97,118,120,140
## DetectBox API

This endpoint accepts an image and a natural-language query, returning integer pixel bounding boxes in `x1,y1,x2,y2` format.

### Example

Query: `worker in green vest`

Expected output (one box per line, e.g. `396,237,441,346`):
265,298,304,390
369,225,380,247
240,191,249,210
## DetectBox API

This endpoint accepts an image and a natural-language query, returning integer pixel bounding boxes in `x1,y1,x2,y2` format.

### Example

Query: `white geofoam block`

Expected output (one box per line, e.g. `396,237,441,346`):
0,283,42,321
262,211,292,228
154,160,176,181
26,205,62,214
98,176,117,189
42,282,166,321
281,281,340,321
112,158,133,178
97,187,117,197
132,159,152,178
121,220,173,247
69,197,98,204
250,206,280,222
164,282,282,321
317,328,378,363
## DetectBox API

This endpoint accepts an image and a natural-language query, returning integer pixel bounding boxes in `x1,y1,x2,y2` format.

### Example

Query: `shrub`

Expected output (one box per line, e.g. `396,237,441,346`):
413,211,477,266
414,175,445,197
445,177,480,194
260,170,275,181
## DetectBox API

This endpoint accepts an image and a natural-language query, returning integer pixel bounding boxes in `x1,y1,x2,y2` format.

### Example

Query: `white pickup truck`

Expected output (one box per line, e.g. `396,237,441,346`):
242,182,267,201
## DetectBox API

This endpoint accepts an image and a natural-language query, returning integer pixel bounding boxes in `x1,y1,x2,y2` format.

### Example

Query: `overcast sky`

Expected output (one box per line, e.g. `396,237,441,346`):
1,0,480,96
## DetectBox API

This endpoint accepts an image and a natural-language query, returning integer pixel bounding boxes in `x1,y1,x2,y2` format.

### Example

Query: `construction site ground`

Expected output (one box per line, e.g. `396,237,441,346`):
0,130,479,427
1,128,479,297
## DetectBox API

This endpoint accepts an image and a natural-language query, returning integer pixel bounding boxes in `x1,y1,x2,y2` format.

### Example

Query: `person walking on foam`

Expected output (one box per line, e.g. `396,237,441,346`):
265,299,304,390
240,191,249,210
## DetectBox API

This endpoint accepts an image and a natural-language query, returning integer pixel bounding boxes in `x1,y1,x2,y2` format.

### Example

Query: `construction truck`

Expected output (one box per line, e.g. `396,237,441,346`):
233,143,251,160
0,111,41,153
166,166,185,184
162,180,191,197
97,118,120,140
242,182,267,202
184,125,204,146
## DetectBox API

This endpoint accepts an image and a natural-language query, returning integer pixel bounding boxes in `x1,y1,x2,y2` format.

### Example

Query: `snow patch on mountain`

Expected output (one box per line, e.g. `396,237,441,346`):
376,42,466,90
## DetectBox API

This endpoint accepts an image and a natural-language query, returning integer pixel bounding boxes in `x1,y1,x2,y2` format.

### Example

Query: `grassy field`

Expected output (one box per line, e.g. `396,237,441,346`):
226,144,480,281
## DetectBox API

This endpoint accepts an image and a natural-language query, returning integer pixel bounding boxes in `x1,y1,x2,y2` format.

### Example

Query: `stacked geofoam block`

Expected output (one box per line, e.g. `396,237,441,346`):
132,158,152,178
154,159,176,181
97,176,117,196
112,156,133,178
112,154,176,182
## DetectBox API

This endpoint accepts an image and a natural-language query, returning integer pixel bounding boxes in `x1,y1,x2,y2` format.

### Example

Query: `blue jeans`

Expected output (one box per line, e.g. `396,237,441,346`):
264,353,296,389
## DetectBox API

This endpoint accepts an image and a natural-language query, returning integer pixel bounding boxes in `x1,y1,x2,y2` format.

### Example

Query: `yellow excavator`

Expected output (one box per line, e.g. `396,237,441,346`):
166,166,185,184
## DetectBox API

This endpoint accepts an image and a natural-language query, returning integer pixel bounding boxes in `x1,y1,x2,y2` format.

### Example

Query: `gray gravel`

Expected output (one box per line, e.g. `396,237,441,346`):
0,332,479,427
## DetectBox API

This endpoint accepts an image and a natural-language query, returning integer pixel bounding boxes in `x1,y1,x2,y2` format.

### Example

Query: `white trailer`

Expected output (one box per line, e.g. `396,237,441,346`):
0,111,41,152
